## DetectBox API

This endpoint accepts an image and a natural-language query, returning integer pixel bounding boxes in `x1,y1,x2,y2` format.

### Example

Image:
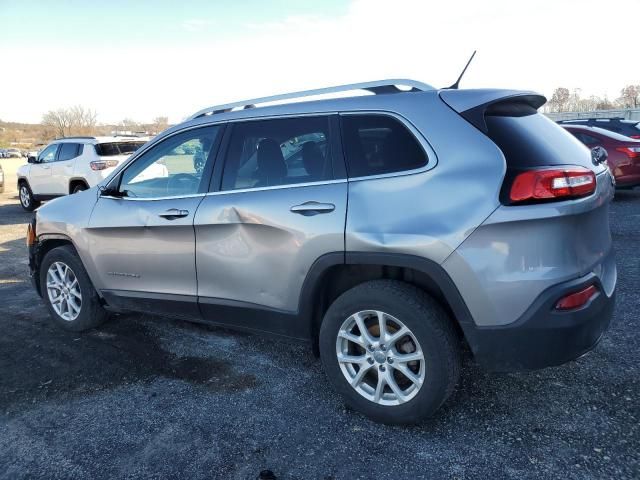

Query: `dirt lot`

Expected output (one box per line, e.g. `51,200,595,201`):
0,160,638,479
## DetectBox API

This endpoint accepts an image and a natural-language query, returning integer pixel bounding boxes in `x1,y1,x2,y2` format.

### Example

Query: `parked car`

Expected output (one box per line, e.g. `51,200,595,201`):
17,136,149,211
6,148,23,158
0,163,4,193
558,117,640,139
561,124,640,188
0,149,7,158
26,80,616,424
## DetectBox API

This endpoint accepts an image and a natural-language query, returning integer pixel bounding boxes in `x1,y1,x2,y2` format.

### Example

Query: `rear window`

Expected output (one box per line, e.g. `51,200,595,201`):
94,142,145,156
341,115,427,177
485,110,595,169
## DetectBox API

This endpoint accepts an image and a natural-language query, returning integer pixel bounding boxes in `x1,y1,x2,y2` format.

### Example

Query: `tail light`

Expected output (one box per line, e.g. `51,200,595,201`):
615,146,640,159
555,284,599,310
509,166,596,204
90,160,119,171
630,135,640,139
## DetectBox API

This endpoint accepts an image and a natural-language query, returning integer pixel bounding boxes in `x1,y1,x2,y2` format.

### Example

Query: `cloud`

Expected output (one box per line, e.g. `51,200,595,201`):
181,18,216,32
1,0,638,123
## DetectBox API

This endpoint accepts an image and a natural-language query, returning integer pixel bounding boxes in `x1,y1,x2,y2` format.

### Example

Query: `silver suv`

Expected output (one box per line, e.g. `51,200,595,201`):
27,80,617,424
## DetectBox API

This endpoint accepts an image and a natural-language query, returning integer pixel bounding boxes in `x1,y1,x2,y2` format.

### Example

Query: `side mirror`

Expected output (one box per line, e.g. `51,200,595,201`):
591,146,608,165
27,155,37,163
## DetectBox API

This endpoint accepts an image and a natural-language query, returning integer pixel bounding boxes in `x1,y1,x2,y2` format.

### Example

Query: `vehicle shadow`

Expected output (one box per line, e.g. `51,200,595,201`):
613,188,640,202
0,200,34,226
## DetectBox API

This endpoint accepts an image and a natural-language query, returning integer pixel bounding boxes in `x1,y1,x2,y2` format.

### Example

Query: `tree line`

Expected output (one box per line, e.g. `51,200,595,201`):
545,84,640,113
41,106,169,138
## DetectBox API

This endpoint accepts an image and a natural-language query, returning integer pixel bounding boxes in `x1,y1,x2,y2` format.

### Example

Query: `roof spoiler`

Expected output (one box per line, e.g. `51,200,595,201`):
439,89,546,133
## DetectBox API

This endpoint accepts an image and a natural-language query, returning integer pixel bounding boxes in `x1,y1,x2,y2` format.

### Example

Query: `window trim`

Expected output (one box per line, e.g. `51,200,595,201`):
102,124,225,201
102,110,437,198
338,111,436,182
213,114,342,194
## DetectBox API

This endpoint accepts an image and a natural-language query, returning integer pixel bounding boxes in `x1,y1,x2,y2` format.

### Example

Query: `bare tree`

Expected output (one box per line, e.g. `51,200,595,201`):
151,116,169,134
617,85,640,108
42,106,97,138
547,87,571,112
42,109,72,138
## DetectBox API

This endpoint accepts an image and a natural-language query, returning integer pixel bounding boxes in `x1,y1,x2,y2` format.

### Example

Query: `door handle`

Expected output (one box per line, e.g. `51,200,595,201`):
41,165,51,169
158,208,189,219
290,201,335,216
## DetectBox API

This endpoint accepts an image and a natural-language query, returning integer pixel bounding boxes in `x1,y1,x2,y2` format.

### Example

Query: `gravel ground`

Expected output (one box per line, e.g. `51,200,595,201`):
0,179,638,479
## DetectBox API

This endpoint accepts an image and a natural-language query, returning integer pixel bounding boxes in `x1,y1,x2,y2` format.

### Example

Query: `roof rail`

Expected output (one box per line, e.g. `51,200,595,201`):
189,79,434,120
56,136,96,140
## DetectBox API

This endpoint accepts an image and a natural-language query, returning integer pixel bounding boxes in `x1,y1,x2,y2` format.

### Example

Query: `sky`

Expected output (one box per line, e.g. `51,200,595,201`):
1,0,638,124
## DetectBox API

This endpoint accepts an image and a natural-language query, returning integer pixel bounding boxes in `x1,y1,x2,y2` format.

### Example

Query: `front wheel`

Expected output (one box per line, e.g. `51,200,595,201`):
19,183,40,211
40,245,108,331
319,280,461,425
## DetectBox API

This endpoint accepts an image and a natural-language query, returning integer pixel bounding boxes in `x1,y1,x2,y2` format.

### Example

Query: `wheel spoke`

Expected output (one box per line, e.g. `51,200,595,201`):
338,329,366,347
394,351,424,364
352,312,374,344
70,289,82,300
385,371,407,403
387,327,409,348
55,263,66,283
376,311,387,342
373,370,387,403
351,364,373,387
47,282,61,291
392,363,422,387
337,352,367,365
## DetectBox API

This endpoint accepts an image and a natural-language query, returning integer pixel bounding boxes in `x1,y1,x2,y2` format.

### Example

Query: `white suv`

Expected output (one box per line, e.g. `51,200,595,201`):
17,136,149,211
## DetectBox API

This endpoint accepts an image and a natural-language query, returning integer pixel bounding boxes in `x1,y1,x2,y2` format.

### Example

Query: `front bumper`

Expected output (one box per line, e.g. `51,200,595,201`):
463,273,616,372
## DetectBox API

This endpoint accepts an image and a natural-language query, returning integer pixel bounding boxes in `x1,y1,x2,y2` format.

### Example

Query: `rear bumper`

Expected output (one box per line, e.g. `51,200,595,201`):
462,273,615,372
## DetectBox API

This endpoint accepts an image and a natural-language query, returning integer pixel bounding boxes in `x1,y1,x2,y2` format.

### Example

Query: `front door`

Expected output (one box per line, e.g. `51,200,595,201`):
29,143,59,194
86,125,224,317
194,115,347,337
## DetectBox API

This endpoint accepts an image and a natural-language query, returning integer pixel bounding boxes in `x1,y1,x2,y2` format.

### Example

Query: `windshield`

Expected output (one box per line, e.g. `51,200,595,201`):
94,142,145,156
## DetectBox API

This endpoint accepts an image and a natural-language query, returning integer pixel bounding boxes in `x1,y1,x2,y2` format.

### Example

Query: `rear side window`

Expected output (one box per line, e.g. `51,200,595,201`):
485,109,595,169
95,142,145,156
221,116,333,191
57,143,81,161
341,114,427,178
573,132,601,146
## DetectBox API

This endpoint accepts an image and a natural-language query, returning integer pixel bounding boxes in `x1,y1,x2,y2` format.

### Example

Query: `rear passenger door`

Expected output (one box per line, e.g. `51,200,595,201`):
194,115,347,337
51,143,82,194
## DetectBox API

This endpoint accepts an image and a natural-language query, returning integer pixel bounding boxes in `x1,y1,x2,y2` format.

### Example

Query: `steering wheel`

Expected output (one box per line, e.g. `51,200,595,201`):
166,173,199,195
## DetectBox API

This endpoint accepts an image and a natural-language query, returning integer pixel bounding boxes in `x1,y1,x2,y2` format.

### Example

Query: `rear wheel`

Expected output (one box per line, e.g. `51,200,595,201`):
319,280,461,424
40,245,108,331
71,182,88,194
19,183,40,211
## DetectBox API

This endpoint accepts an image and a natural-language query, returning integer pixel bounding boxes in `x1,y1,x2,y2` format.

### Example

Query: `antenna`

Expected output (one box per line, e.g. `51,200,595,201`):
447,50,476,90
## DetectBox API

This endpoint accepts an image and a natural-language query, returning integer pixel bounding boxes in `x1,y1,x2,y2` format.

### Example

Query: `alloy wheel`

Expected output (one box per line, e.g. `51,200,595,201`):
336,310,425,406
20,185,30,208
46,261,82,321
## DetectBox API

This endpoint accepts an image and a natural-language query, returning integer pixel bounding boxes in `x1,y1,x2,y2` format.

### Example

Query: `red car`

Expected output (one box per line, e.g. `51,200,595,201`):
563,125,640,188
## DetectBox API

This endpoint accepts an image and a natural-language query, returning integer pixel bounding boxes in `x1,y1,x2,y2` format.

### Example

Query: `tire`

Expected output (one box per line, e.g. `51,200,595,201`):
319,280,461,425
19,182,40,211
39,245,108,332
72,183,87,194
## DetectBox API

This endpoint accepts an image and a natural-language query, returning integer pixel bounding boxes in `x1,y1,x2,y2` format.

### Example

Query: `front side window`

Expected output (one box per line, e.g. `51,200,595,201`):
221,116,333,191
38,144,59,163
341,114,427,178
117,126,221,199
58,143,81,161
